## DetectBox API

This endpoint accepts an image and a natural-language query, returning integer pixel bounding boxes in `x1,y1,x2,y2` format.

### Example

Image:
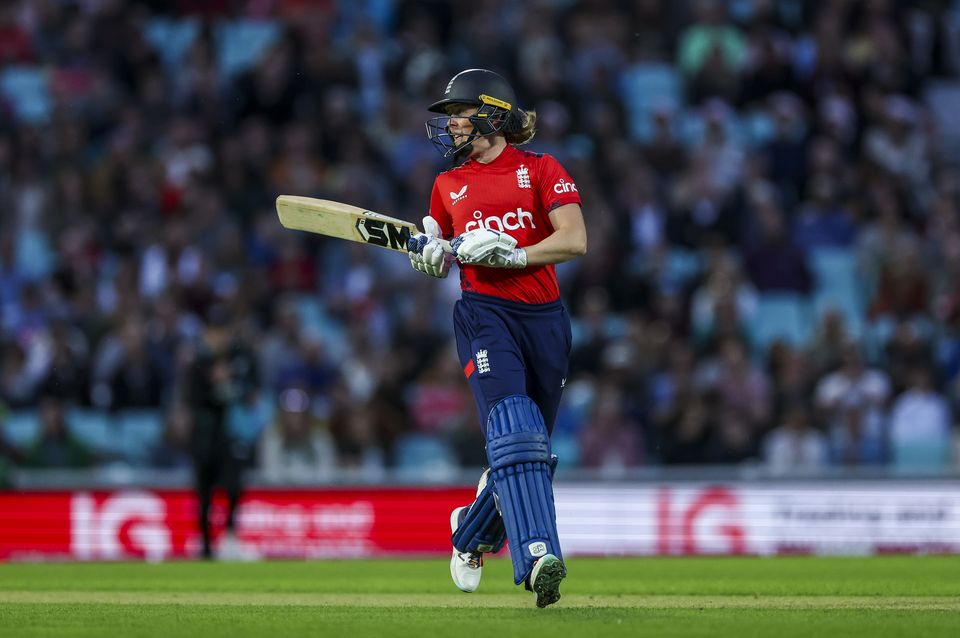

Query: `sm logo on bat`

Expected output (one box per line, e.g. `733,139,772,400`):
355,216,411,250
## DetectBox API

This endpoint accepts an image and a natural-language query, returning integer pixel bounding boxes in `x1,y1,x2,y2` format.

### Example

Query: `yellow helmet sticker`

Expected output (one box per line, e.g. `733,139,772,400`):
479,94,512,110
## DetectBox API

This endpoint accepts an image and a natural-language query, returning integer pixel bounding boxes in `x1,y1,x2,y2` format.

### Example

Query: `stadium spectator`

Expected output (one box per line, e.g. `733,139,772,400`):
0,340,39,409
762,93,808,207
855,183,918,297
149,402,193,470
806,310,851,378
696,336,772,430
867,243,931,323
328,401,385,475
742,189,812,294
678,0,746,104
642,105,689,183
258,386,336,483
578,387,645,472
105,317,166,411
883,320,934,394
690,253,757,349
863,95,932,211
888,366,953,470
762,401,829,474
816,342,891,465
22,395,95,469
660,394,714,465
792,175,857,253
767,342,815,422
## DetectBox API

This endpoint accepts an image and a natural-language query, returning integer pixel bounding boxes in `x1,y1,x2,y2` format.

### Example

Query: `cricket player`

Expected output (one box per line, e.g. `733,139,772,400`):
408,69,586,608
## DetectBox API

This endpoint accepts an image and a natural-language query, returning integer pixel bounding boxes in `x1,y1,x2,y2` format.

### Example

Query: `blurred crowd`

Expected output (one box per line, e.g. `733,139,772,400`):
2,0,960,483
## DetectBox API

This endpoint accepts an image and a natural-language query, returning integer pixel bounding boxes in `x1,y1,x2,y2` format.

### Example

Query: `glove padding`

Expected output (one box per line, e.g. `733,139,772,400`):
453,228,528,268
408,216,454,278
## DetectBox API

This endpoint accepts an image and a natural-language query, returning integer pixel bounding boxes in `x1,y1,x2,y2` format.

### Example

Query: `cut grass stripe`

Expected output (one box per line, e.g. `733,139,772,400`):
1,591,958,610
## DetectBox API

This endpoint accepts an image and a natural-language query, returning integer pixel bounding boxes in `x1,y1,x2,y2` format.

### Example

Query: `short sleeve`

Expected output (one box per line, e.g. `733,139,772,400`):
429,180,454,238
536,154,581,213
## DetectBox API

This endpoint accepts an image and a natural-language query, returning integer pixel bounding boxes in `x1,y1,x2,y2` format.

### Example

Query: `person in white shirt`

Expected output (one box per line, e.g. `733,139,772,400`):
814,341,890,463
888,366,952,470
258,387,336,484
763,401,828,474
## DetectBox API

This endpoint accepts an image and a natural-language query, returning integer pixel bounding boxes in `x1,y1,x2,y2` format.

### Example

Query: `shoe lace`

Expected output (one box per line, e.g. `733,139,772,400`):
464,552,482,569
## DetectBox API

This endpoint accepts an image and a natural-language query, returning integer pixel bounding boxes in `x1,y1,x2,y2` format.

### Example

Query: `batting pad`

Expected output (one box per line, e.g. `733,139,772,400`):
451,470,507,554
486,394,563,585
453,455,560,555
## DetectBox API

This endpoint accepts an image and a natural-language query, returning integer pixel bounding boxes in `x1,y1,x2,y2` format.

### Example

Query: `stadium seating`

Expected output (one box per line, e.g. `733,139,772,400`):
620,63,683,141
214,19,282,79
1,410,40,451
115,410,165,465
295,295,349,360
808,247,858,291
0,66,50,123
143,18,200,72
924,80,960,165
394,433,458,479
891,441,952,473
66,408,116,456
752,293,813,353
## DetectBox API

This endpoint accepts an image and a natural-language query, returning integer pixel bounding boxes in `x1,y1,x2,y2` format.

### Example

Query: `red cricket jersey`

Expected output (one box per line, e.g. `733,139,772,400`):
429,145,581,304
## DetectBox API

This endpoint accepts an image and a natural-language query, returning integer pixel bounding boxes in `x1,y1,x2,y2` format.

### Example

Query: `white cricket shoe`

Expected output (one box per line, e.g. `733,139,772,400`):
449,506,483,592
529,553,566,608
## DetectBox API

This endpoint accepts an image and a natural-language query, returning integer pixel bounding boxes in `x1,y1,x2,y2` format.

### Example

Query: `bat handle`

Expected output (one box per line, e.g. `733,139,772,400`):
407,235,454,255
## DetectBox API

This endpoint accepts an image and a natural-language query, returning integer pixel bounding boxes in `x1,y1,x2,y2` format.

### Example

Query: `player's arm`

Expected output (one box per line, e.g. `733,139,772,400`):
454,204,586,268
520,203,586,266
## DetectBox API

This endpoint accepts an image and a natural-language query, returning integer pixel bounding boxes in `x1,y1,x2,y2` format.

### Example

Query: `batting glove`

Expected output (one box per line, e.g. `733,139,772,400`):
408,216,454,278
452,228,528,269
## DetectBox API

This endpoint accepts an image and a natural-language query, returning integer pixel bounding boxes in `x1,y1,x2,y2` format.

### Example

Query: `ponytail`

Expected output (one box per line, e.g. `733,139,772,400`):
504,109,537,145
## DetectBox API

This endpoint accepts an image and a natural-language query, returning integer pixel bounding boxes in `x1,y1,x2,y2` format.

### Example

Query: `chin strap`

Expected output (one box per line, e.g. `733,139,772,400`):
451,140,474,161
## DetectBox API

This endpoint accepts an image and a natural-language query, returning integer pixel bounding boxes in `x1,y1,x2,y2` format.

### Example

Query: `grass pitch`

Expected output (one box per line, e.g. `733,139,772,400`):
1,556,958,637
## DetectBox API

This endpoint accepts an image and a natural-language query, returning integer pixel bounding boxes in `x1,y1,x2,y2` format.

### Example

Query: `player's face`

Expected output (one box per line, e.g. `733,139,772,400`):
447,104,478,147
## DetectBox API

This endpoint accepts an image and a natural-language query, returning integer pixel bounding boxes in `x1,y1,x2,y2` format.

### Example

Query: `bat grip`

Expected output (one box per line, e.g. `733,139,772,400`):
407,235,454,254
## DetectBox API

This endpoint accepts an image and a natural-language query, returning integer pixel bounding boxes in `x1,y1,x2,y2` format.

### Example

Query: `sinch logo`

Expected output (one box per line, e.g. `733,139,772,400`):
465,208,535,232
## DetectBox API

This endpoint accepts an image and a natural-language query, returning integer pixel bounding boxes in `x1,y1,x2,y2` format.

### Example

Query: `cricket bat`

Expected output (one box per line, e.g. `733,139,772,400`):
276,195,451,253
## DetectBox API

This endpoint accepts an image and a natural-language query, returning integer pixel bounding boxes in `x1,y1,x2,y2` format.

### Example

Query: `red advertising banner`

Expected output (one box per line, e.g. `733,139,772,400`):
0,487,474,561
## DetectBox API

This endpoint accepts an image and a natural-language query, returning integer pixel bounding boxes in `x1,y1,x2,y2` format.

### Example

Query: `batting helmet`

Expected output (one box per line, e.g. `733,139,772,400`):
425,69,523,158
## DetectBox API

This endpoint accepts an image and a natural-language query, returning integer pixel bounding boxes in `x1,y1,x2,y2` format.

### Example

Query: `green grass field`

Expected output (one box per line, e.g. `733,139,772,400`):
1,556,958,637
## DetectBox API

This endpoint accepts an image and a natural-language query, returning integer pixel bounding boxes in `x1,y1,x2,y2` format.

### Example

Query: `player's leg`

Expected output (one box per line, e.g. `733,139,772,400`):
452,298,568,562
194,458,216,559
223,453,241,535
451,456,559,557
217,443,250,560
452,295,567,605
448,297,524,591
448,468,499,592
512,301,571,605
486,394,566,607
451,467,506,554
520,302,572,433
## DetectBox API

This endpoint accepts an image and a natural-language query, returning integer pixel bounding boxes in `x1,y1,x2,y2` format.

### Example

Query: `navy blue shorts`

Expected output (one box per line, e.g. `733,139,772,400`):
453,291,572,435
